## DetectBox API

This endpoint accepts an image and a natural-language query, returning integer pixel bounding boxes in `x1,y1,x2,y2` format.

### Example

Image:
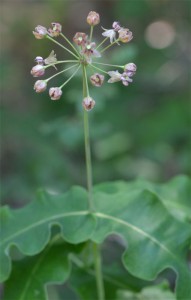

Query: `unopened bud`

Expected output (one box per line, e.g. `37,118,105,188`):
49,87,62,100
33,25,48,39
48,22,62,37
34,80,47,93
87,11,100,26
90,73,104,87
31,65,45,77
118,28,133,43
73,32,87,46
82,96,95,111
124,63,137,73
112,21,121,32
34,56,44,65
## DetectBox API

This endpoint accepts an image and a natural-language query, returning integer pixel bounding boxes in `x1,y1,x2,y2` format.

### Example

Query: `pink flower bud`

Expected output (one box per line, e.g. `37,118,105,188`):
73,32,87,46
48,22,62,37
31,65,45,77
112,21,121,32
33,25,48,39
34,80,47,93
90,73,104,87
124,63,137,73
49,87,62,100
118,28,133,43
82,97,95,111
87,11,100,26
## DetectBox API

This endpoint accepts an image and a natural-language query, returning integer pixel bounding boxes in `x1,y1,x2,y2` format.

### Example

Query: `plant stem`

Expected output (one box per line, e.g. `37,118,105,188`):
92,62,124,69
93,243,105,300
82,65,94,212
60,64,80,88
90,26,94,42
89,64,108,75
46,63,79,82
44,60,79,69
60,32,80,57
82,65,105,300
96,37,109,50
46,35,79,59
100,39,120,53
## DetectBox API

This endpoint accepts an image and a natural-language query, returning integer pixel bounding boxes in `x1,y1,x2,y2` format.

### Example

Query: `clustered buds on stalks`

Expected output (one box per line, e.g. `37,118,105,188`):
31,11,137,110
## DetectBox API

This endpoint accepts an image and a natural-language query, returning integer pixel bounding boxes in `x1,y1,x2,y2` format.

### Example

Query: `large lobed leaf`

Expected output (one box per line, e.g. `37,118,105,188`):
0,176,191,299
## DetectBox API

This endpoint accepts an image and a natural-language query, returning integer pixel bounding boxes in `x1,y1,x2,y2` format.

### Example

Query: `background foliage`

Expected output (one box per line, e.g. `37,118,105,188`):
0,0,190,299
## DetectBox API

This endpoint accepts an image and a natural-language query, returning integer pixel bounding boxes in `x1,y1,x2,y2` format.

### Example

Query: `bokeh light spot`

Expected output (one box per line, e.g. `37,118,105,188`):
145,20,176,49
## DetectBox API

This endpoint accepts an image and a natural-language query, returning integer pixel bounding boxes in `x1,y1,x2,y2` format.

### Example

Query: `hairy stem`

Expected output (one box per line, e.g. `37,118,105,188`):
46,35,79,59
82,65,105,300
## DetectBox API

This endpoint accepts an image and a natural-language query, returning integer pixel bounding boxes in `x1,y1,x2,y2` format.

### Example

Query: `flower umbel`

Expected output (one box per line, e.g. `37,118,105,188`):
31,12,136,107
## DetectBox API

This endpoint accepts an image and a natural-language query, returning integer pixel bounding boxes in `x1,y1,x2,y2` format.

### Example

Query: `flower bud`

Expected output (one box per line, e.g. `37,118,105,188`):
82,97,95,111
34,80,47,93
121,72,133,86
34,56,44,65
112,21,121,32
118,28,133,43
124,63,137,73
87,11,100,26
33,25,48,39
49,87,62,100
48,22,62,37
90,73,104,87
31,65,45,77
73,32,87,46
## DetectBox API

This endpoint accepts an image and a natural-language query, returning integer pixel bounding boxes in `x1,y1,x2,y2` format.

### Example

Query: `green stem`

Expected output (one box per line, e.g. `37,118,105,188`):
46,64,79,82
46,35,79,59
60,32,80,57
89,64,108,75
82,65,94,212
60,64,80,88
44,60,78,69
90,26,94,42
100,39,120,53
92,62,124,69
82,65,105,300
96,37,109,50
93,243,105,300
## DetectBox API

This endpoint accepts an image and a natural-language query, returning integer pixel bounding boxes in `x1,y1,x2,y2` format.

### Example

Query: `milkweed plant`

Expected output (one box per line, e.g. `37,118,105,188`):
1,11,191,300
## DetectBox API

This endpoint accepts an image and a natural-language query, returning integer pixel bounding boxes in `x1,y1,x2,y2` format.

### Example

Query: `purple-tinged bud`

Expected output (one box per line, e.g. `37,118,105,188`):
87,11,100,26
90,73,104,87
118,28,133,43
124,63,137,73
34,80,47,93
33,25,48,39
73,32,87,46
121,72,133,86
34,56,44,65
48,22,62,37
49,87,62,100
82,97,96,111
112,21,121,32
31,65,45,77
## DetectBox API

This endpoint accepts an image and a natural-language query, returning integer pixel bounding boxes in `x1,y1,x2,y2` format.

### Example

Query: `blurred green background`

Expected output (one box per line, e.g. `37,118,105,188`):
1,0,190,208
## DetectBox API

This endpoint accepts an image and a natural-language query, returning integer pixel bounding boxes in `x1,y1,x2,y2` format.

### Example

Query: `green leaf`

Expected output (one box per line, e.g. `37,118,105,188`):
91,182,191,300
116,282,176,300
3,242,76,300
1,177,191,300
0,187,96,282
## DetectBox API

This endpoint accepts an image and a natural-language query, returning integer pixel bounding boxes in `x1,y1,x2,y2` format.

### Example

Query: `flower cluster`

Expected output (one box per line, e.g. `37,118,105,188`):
31,11,137,110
